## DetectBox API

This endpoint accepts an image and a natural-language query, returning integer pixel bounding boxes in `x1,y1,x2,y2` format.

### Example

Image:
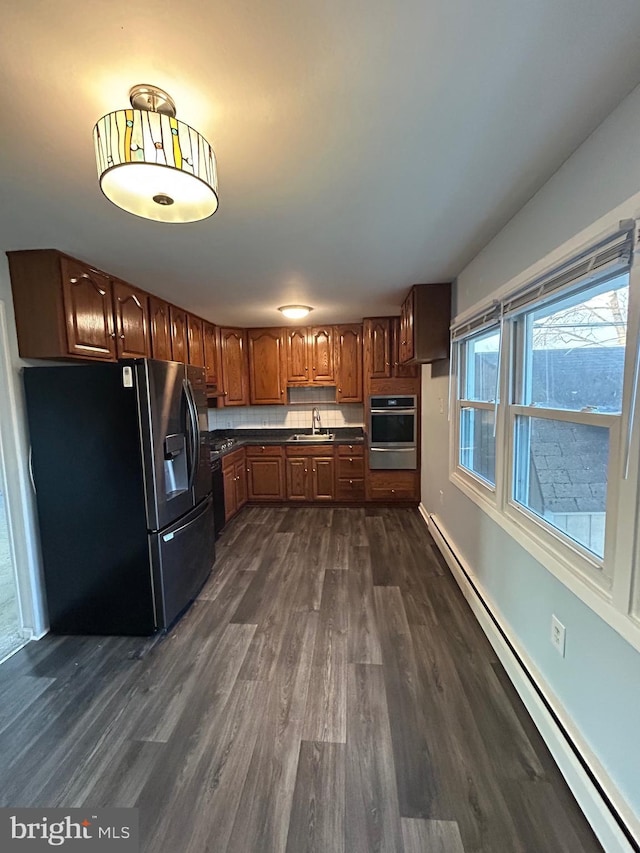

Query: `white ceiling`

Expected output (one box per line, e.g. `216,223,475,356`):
2,0,640,327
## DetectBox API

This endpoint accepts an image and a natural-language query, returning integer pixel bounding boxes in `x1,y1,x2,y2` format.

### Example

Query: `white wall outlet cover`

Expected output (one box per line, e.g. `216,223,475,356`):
551,614,566,657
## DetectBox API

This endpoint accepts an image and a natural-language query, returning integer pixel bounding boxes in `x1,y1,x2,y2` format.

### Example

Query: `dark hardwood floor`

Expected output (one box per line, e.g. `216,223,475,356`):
0,507,603,852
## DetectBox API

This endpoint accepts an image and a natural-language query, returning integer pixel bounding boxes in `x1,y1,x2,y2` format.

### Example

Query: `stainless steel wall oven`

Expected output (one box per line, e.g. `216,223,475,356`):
368,395,417,469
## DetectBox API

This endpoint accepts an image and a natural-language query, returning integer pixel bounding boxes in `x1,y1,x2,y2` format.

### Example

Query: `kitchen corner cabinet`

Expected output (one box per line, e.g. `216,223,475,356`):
398,283,451,364
245,445,285,500
285,326,334,386
223,448,247,521
203,322,218,388
7,250,118,361
248,328,287,405
219,327,249,406
391,317,419,378
149,296,172,361
285,446,335,501
335,324,363,402
112,279,150,359
187,314,205,367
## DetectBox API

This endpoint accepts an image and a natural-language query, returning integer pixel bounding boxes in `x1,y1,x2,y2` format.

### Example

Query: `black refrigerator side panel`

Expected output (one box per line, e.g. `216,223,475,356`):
24,365,156,635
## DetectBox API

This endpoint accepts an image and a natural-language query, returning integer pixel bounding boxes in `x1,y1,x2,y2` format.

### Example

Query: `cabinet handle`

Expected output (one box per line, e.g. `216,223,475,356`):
312,366,316,371
349,479,353,485
349,458,353,463
391,489,395,494
305,367,308,372
261,446,265,451
120,334,125,340
110,333,116,339
349,445,353,450
313,468,316,473
338,388,342,392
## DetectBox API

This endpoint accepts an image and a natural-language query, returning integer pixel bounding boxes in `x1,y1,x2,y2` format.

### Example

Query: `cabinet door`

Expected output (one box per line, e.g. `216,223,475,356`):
392,317,419,378
113,279,150,359
286,328,308,384
335,324,362,402
235,460,248,509
223,465,237,521
309,327,334,383
187,314,205,367
399,290,414,363
170,306,188,363
248,328,286,404
220,328,249,406
286,458,309,501
149,296,172,360
247,457,285,500
60,258,116,360
364,318,391,379
203,322,218,387
312,456,335,501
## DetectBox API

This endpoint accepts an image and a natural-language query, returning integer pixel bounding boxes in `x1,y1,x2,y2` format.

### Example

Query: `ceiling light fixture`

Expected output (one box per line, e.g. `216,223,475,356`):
93,84,219,224
278,305,314,320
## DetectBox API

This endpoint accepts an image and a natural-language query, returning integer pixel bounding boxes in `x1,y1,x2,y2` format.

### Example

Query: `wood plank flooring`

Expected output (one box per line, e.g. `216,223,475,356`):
0,507,603,852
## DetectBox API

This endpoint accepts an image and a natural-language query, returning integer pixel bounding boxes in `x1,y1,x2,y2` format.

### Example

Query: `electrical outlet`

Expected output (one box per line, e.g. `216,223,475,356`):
439,397,444,415
439,490,444,506
550,615,566,657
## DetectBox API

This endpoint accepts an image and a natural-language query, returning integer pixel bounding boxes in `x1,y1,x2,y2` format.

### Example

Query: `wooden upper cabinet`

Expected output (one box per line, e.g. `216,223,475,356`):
149,296,172,361
309,326,334,384
219,327,249,406
286,327,309,384
203,322,218,387
187,314,205,367
170,306,188,363
399,289,414,363
392,317,419,378
398,283,451,364
335,324,363,402
364,317,391,379
112,279,150,359
61,257,117,361
248,328,286,405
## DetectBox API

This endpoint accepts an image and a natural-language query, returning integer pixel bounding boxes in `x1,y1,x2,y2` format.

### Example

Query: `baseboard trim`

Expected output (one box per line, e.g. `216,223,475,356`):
418,503,639,853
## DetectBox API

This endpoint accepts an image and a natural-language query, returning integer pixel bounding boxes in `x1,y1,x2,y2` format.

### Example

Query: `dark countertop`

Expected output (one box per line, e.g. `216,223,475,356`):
209,427,365,461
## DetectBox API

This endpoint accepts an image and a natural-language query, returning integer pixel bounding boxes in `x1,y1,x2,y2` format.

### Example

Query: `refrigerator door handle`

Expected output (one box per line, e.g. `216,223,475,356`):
183,378,199,488
162,495,211,541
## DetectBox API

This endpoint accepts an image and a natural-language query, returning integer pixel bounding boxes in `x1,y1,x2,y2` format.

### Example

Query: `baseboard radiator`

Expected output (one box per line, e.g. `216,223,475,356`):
419,505,639,853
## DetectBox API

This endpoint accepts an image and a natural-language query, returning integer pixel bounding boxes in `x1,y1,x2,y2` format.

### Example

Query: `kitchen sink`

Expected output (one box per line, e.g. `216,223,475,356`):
287,433,335,441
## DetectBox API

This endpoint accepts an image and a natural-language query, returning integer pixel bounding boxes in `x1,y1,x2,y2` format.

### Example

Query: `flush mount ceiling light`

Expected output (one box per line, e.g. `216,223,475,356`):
93,84,219,224
278,305,314,320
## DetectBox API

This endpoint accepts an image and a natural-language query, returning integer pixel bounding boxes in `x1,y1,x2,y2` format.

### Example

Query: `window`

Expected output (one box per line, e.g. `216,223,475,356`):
450,223,638,617
456,325,500,488
509,274,628,563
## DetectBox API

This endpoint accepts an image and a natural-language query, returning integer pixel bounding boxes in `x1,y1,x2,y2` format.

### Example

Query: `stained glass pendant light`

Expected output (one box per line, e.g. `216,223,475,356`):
93,84,219,223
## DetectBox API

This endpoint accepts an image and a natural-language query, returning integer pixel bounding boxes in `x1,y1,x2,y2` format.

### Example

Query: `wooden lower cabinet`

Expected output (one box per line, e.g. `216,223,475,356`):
246,446,285,500
367,469,419,501
336,443,365,501
222,448,247,521
285,446,335,502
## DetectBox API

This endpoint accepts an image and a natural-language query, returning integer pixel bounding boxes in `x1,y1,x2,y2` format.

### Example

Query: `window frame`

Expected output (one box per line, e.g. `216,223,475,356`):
448,221,640,647
451,322,502,499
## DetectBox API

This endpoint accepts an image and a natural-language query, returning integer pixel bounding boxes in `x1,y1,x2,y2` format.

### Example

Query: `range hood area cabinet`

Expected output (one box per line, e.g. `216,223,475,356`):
398,283,451,364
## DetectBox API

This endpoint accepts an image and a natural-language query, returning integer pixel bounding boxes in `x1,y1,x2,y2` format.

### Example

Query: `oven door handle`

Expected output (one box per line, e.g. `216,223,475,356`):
369,447,416,452
370,408,416,414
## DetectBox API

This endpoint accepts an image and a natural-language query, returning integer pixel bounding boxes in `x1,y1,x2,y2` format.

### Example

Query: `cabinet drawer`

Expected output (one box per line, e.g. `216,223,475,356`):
245,444,284,458
368,470,418,501
337,456,364,478
337,443,364,457
336,478,365,501
286,444,334,457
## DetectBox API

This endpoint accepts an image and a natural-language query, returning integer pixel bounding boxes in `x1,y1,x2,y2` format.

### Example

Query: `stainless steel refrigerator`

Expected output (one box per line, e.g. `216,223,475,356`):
24,359,215,635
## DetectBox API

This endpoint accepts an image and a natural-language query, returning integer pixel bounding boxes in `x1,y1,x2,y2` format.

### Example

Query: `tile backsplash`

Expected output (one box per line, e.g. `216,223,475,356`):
208,386,364,431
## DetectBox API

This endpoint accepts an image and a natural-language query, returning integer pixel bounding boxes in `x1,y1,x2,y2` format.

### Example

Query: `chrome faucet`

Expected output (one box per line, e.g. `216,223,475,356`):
311,407,322,435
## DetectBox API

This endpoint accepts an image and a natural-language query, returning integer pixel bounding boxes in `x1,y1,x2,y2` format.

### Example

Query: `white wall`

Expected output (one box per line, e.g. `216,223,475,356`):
421,83,640,828
0,258,47,636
